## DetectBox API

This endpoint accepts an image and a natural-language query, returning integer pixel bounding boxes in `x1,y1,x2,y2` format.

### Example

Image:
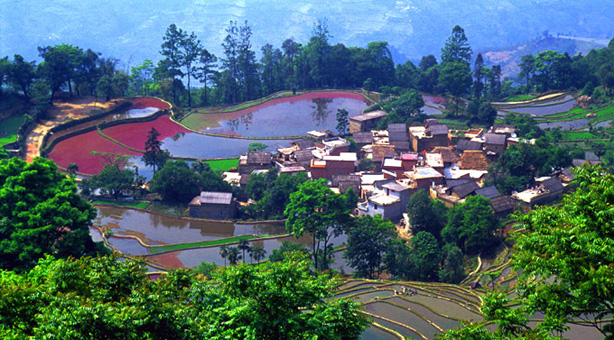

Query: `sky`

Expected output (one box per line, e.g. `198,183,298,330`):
1,0,611,68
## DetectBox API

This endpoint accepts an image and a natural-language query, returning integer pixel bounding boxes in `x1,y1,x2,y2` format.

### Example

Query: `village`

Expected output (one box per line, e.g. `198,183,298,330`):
192,109,589,231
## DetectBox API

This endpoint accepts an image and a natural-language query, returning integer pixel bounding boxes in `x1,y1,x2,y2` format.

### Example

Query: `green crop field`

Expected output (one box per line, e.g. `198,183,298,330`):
206,158,239,172
149,234,258,254
92,200,151,209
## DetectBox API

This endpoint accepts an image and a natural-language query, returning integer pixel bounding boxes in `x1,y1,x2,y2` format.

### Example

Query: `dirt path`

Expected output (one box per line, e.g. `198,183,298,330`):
25,97,120,162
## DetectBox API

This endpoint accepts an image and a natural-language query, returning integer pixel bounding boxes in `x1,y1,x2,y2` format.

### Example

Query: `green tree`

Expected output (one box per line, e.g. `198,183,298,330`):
66,163,79,176
179,31,203,107
512,164,614,338
0,158,99,272
237,238,251,264
250,245,266,264
247,142,268,152
473,53,485,100
130,59,155,95
269,241,308,263
89,163,136,199
358,158,375,171
438,244,465,284
441,25,472,65
37,44,85,101
159,24,187,103
8,54,36,98
438,61,472,115
226,246,241,265
409,231,442,281
285,179,350,271
142,127,170,172
0,254,368,339
149,160,203,202
344,215,396,278
406,189,448,239
336,108,349,135
443,195,500,254
195,48,218,105
477,101,498,126
219,244,229,267
518,54,535,92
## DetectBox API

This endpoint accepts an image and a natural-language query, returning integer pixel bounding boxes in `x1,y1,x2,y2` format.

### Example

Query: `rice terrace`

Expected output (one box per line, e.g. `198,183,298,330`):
1,2,614,338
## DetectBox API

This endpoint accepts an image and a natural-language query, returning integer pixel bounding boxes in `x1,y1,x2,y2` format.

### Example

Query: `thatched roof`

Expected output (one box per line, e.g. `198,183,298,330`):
460,150,491,171
432,146,460,164
372,144,397,162
490,196,515,214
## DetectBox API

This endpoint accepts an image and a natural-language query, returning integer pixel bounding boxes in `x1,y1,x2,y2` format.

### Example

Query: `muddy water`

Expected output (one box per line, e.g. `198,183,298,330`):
365,301,440,339
94,207,287,245
93,207,349,269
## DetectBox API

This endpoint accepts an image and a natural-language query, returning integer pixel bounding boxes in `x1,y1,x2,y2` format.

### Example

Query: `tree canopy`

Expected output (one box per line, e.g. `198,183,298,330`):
0,158,101,272
0,254,369,339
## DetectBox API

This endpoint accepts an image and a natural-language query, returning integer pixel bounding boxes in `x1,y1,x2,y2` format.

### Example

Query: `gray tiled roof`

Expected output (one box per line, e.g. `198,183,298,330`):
352,132,373,144
541,178,564,192
475,186,501,199
452,181,480,199
247,151,272,164
485,133,507,146
293,139,315,150
456,139,482,151
445,178,472,188
388,123,408,134
429,124,449,135
200,191,233,205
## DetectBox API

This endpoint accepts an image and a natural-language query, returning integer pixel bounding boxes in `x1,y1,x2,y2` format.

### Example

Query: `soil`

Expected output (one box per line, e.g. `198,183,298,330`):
25,96,121,162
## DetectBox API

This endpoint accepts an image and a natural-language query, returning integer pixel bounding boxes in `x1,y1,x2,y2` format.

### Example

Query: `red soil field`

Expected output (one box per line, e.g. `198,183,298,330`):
147,253,185,269
130,97,170,110
102,115,190,151
48,130,140,175
423,95,446,105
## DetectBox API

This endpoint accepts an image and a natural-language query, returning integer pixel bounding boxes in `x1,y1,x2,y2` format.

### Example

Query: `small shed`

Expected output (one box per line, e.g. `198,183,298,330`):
189,191,236,220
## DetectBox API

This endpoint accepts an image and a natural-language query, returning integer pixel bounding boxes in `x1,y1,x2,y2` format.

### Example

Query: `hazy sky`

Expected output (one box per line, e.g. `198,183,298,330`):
1,0,611,66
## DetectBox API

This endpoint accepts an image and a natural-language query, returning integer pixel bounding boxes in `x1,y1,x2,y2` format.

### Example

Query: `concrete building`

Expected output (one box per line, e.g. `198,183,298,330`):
348,110,388,133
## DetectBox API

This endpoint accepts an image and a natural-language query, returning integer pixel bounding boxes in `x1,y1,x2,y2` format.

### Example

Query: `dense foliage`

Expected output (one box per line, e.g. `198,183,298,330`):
0,158,102,272
0,254,369,339
149,159,232,202
440,164,614,339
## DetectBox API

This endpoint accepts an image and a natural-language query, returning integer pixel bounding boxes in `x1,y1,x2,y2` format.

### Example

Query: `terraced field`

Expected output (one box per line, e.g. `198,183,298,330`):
337,280,483,339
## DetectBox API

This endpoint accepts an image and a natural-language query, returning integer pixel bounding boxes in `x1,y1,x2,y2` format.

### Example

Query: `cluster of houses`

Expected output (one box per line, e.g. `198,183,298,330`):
190,109,598,224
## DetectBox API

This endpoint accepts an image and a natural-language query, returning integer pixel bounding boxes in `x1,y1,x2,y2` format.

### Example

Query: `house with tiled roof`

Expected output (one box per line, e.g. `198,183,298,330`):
189,191,236,219
484,133,507,154
349,110,388,133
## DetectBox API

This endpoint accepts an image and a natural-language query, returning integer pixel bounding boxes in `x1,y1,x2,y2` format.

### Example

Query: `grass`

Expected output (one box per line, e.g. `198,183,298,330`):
206,158,239,172
149,234,258,254
506,94,537,102
92,200,150,209
0,114,25,146
561,131,598,140
436,118,470,130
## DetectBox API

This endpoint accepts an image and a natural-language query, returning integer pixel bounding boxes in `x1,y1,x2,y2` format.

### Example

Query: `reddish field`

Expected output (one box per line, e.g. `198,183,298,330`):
184,91,370,130
103,115,190,151
130,97,170,110
423,95,446,105
223,91,367,116
48,130,140,175
147,253,185,269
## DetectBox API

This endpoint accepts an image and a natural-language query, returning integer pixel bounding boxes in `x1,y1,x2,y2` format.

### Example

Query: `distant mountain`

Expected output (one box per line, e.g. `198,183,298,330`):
1,0,611,74
482,34,610,78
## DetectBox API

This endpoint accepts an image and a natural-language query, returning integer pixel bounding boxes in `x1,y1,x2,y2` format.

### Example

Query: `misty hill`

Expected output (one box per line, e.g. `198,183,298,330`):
1,0,611,73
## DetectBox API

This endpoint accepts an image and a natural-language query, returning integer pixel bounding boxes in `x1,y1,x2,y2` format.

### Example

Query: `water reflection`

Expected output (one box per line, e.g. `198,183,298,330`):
310,97,333,127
